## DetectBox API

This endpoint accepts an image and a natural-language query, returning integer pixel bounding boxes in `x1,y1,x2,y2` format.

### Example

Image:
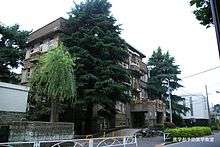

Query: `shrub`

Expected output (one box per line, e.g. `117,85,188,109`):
153,124,165,131
210,119,220,130
164,122,176,129
165,127,212,139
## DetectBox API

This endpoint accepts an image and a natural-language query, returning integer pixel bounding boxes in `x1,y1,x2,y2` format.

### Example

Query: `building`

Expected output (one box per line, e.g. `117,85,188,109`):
21,17,67,85
181,95,209,125
0,82,29,123
21,17,165,131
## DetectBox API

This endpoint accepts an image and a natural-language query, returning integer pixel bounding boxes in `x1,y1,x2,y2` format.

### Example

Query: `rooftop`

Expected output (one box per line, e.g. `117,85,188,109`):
28,17,67,44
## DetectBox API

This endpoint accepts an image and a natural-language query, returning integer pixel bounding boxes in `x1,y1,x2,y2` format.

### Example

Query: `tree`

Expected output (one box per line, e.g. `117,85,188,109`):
190,0,213,28
213,104,220,113
29,44,76,122
0,24,29,83
62,0,131,133
147,47,189,124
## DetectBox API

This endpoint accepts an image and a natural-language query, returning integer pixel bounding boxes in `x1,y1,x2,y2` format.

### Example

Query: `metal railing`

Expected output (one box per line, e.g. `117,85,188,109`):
0,135,137,147
163,133,170,142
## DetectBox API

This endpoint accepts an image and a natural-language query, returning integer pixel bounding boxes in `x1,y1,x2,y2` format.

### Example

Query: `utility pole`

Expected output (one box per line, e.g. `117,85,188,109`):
168,79,173,123
205,85,211,125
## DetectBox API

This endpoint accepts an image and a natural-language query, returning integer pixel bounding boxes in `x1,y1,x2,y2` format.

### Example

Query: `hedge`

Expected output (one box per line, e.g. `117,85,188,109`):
165,127,212,138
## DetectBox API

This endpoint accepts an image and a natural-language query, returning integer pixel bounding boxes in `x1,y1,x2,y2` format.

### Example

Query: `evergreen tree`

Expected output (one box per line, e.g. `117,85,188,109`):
147,47,189,124
0,24,29,83
29,44,76,122
62,0,131,133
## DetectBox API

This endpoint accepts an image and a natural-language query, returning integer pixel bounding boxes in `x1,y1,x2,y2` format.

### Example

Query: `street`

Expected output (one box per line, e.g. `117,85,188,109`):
166,133,220,147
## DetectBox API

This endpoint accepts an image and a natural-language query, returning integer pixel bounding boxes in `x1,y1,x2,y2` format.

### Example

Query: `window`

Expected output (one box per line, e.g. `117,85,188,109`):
121,62,128,69
27,68,31,78
131,55,140,66
141,74,148,82
140,88,147,98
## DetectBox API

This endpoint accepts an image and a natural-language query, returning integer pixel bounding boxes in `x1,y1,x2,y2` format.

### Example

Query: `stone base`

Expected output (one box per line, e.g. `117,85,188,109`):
0,111,26,123
8,121,74,142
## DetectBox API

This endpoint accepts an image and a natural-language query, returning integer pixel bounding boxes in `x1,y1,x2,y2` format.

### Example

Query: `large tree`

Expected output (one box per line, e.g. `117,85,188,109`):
0,24,29,83
190,0,213,28
147,47,188,124
62,0,131,133
29,44,76,122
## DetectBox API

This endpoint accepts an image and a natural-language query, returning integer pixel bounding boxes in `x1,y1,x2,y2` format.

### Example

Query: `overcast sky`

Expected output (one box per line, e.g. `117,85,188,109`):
0,0,220,105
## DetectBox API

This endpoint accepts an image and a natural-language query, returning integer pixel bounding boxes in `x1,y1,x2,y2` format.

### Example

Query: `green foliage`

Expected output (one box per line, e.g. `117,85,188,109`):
147,47,182,97
165,127,212,139
172,113,186,127
190,0,213,28
147,47,189,117
210,119,220,130
213,104,220,113
30,43,76,101
153,124,165,131
29,43,76,121
164,122,176,129
62,0,131,112
0,24,29,83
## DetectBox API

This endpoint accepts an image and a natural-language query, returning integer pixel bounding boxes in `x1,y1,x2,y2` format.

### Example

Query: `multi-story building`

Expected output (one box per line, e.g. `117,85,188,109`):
21,17,165,131
180,95,209,125
21,17,66,85
122,45,165,128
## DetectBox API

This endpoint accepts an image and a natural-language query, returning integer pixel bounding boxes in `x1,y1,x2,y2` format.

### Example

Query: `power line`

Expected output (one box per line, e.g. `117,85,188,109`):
182,65,220,79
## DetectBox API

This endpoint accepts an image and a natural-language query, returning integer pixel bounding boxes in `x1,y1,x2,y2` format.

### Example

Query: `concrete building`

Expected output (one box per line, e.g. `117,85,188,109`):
181,95,209,125
21,17,165,131
21,17,66,85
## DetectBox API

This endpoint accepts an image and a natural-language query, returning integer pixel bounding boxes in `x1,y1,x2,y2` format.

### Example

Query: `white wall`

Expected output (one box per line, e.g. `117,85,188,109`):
0,82,29,112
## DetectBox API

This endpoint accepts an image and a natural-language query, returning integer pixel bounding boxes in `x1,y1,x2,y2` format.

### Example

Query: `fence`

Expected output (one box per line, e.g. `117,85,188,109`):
0,135,137,147
163,133,170,142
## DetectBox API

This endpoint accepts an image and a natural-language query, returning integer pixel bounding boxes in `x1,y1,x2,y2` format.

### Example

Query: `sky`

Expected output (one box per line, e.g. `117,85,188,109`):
0,0,220,105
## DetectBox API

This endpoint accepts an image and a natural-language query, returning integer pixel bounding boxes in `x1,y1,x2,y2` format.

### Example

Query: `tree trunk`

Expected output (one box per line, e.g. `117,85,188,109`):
50,100,59,122
84,104,94,134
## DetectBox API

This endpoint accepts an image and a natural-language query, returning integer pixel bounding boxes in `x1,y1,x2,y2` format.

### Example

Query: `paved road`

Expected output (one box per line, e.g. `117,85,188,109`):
166,133,220,147
115,136,164,147
137,136,164,147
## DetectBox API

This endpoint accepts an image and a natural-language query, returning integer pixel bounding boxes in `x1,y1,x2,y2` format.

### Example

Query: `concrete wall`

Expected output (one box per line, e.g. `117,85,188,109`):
8,121,74,142
0,82,29,112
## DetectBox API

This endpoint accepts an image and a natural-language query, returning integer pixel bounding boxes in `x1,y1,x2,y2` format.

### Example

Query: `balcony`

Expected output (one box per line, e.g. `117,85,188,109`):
140,62,148,73
132,81,141,93
129,63,140,72
140,80,147,88
29,54,40,63
30,47,41,55
130,99,165,112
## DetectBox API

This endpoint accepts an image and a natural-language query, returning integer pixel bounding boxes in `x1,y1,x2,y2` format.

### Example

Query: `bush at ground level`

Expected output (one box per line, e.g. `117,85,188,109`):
153,124,165,131
165,127,212,139
164,122,176,129
210,119,220,130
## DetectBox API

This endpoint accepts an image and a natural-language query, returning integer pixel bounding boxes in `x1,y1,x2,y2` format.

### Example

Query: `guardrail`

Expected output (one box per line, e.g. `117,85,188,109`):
0,135,137,147
163,133,170,142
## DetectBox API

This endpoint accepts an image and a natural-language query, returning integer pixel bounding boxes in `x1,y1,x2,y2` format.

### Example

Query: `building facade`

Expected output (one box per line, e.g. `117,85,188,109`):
21,17,165,131
21,17,66,85
181,95,209,125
